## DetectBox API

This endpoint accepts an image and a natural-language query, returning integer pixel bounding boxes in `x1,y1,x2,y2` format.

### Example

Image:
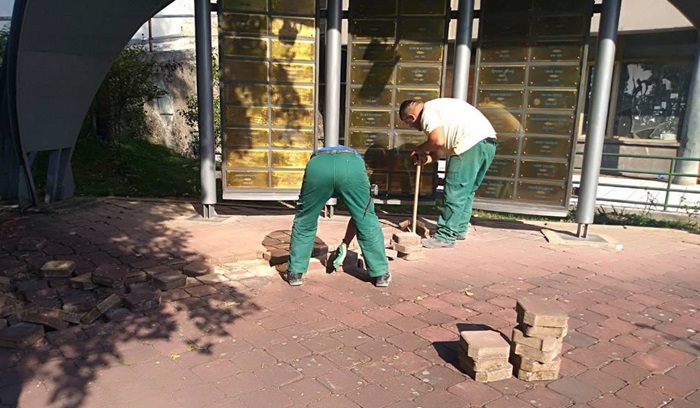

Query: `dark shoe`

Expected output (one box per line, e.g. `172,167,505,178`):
375,273,391,287
287,272,303,286
421,237,455,249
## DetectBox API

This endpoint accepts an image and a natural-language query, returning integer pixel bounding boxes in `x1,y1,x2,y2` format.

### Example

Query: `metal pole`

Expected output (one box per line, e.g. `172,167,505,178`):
324,0,342,147
452,0,474,101
674,39,700,186
575,0,621,237
195,0,217,218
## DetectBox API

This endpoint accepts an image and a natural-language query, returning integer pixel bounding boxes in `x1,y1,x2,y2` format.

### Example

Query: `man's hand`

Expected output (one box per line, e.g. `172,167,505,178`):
411,150,432,166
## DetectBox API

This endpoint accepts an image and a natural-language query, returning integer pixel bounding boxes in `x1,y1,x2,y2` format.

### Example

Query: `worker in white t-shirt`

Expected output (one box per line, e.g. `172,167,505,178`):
399,98,497,249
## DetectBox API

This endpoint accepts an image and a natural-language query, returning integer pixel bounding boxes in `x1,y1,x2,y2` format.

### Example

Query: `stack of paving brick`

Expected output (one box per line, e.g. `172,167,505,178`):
458,330,513,382
391,232,424,261
511,297,568,381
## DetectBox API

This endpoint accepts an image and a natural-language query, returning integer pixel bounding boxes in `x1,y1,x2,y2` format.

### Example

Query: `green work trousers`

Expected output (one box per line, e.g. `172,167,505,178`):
288,152,388,278
434,139,496,243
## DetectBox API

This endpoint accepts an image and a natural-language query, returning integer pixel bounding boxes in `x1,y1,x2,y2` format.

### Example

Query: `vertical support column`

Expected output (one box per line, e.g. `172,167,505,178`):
575,0,621,238
674,39,700,186
452,0,474,101
195,0,217,218
45,147,74,203
324,0,342,147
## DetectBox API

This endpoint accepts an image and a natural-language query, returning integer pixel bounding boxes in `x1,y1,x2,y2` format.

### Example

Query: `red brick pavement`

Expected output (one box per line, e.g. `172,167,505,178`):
0,198,698,407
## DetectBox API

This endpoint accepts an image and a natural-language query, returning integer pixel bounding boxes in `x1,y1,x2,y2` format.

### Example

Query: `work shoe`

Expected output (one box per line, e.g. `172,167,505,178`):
421,237,455,249
332,242,347,270
375,273,391,287
456,232,468,241
287,272,303,286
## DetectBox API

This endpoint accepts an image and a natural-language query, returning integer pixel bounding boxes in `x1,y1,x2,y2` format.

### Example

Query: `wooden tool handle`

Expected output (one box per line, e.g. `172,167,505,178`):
412,163,421,234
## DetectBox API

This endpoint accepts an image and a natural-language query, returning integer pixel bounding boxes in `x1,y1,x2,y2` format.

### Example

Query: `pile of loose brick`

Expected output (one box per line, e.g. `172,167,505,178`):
389,232,424,261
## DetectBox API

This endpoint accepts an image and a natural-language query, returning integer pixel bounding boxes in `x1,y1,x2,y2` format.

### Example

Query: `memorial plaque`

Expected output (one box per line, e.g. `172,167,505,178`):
220,13,267,35
272,171,305,189
517,182,566,204
527,90,577,110
522,137,572,158
350,109,392,128
494,135,521,156
480,47,528,63
353,20,396,39
270,63,314,83
224,128,270,148
271,107,314,127
395,89,440,107
389,174,434,195
351,64,395,85
271,85,314,107
479,66,526,86
534,0,590,14
369,172,389,192
397,66,442,85
271,17,315,39
352,42,397,62
481,0,531,13
271,129,314,148
226,170,269,188
478,90,524,110
399,1,447,15
480,109,523,134
270,40,315,61
221,0,267,13
348,131,391,151
350,86,393,107
270,0,315,16
271,150,311,168
394,132,426,149
482,19,529,40
399,18,446,41
225,149,269,168
398,43,444,62
525,114,575,135
221,37,268,59
528,66,580,88
531,44,582,62
225,106,269,126
486,158,517,178
520,160,568,180
476,179,514,200
223,84,269,105
351,0,397,16
222,60,268,82
394,110,412,129
364,145,392,170
533,16,587,39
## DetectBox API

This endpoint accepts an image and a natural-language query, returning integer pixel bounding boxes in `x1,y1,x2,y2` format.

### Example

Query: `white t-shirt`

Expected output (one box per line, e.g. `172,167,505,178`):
420,98,496,156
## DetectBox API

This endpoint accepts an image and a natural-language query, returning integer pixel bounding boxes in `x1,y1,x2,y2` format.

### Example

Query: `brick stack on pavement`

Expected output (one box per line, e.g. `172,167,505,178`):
458,330,513,382
511,297,568,381
391,232,424,261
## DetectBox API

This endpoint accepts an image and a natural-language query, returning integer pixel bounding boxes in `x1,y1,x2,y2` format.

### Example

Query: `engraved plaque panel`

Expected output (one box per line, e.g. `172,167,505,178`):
520,160,568,180
221,37,268,59
528,66,580,88
399,1,447,15
271,17,315,39
394,132,426,149
479,66,526,86
271,85,314,107
220,13,267,35
399,18,446,41
477,90,524,110
271,129,314,148
534,0,590,14
353,19,396,39
350,86,393,107
223,84,269,105
270,0,315,15
486,158,517,178
226,170,269,188
480,109,523,134
394,110,411,130
271,150,312,168
388,174,434,195
527,90,577,110
222,61,268,82
531,44,582,62
349,131,391,151
272,171,305,189
482,19,529,40
225,149,269,168
270,63,314,83
221,0,267,13
350,109,392,128
517,182,566,204
271,107,314,127
398,43,444,62
270,40,315,61
525,114,575,135
351,0,397,17
533,16,587,39
397,66,442,85
225,106,270,126
494,135,521,156
476,179,514,200
352,42,397,62
480,47,528,63
522,137,572,158
351,65,395,85
224,128,270,148
395,89,440,107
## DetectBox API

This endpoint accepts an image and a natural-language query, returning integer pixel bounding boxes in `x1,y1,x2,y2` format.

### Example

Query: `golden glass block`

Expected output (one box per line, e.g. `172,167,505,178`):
400,1,447,15
397,66,442,86
221,37,268,59
395,89,440,107
531,44,582,62
476,179,515,200
525,114,575,135
272,171,305,189
520,160,568,180
529,66,580,88
352,19,396,39
270,40,315,61
533,16,587,39
350,85,393,107
223,128,270,148
388,173,434,195
399,18,446,41
394,110,411,130
270,63,314,83
223,84,269,105
523,137,572,158
351,64,395,85
271,107,314,127
222,60,268,82
493,135,521,156
481,18,529,40
349,109,392,128
225,149,269,168
226,170,269,188
271,17,315,39
271,0,315,16
527,90,577,110
352,42,397,62
271,85,314,107
480,108,523,134
517,182,566,204
224,106,269,127
271,129,314,148
220,13,267,35
479,66,526,86
271,150,312,168
221,0,267,13
478,90,524,110
351,0,397,17
480,47,528,63
348,131,391,151
486,158,517,178
398,43,444,62
393,132,426,150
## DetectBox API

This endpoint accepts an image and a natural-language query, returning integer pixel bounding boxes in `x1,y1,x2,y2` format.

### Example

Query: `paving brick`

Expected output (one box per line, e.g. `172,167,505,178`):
40,260,75,278
547,377,601,403
516,368,559,381
0,276,11,291
0,322,44,349
517,386,573,407
17,237,47,251
196,273,229,285
399,251,425,261
516,297,569,328
92,263,146,287
317,369,366,394
391,232,421,246
122,291,160,312
185,285,218,297
182,260,211,277
18,308,70,330
511,354,561,372
280,377,330,406
464,362,513,383
347,384,400,407
69,273,98,290
448,379,502,406
575,369,627,394
513,341,562,363
459,330,511,359
616,384,673,408
600,360,651,383
152,271,186,290
458,352,510,372
519,323,568,338
512,327,562,351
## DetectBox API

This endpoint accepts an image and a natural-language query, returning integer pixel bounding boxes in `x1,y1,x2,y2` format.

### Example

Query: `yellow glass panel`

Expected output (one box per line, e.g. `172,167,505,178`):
221,37,268,59
270,63,314,83
525,114,575,135
400,0,447,15
352,19,396,39
394,132,426,150
272,171,305,189
271,85,314,107
270,0,315,16
477,90,524,110
223,128,270,148
476,179,515,199
493,135,521,156
351,0,397,17
350,86,393,107
528,66,580,88
527,90,577,110
220,13,267,35
270,40,315,61
486,158,517,178
352,42,397,62
221,0,267,12
398,43,444,62
271,130,314,148
271,17,315,38
349,109,392,128
522,137,572,158
271,107,314,127
225,149,269,168
351,64,395,85
399,18,446,41
531,44,582,62
480,46,528,63
517,182,566,204
348,131,391,151
221,60,268,82
479,66,526,86
397,66,442,86
271,150,312,168
395,89,440,107
226,170,269,188
223,84,269,105
520,160,569,181
480,108,523,134
224,106,269,127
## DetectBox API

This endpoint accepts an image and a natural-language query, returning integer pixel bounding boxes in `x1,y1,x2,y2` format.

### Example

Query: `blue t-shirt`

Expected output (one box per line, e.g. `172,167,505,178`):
313,145,363,159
